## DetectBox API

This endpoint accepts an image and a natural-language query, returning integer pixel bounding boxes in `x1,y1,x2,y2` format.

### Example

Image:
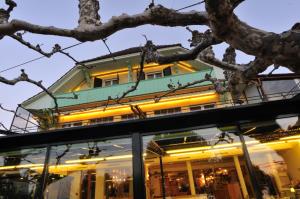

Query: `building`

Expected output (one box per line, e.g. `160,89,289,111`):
1,45,300,199
11,45,300,132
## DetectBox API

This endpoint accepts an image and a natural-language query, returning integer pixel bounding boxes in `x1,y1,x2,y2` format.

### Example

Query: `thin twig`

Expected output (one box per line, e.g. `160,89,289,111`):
0,104,15,114
0,69,59,114
116,49,146,102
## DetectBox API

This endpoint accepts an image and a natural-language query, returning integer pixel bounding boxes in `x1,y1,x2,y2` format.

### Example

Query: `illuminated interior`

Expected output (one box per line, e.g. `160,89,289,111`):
59,91,218,123
1,116,299,199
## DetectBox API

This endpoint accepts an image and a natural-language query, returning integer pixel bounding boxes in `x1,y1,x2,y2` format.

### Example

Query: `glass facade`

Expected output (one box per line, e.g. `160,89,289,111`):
0,147,47,198
0,113,299,199
143,127,254,199
241,116,300,198
44,138,133,199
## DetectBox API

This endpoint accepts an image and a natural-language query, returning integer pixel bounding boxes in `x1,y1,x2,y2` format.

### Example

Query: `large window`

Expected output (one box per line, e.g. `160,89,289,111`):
143,127,254,199
104,78,118,87
0,147,47,199
241,116,300,198
44,138,133,199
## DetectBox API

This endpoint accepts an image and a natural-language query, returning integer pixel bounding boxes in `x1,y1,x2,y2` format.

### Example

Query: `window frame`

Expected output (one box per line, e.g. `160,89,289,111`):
145,71,163,80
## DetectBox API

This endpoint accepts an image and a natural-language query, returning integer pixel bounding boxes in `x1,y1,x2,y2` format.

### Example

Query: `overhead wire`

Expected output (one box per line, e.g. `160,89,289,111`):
0,1,204,74
0,42,83,74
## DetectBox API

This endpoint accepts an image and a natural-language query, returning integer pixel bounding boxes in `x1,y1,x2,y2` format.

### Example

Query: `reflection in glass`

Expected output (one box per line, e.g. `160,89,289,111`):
0,148,47,198
44,138,133,199
241,115,300,199
143,127,254,199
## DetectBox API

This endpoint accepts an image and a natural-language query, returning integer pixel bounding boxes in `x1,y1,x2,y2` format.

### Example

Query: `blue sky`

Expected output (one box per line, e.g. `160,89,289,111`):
0,0,299,128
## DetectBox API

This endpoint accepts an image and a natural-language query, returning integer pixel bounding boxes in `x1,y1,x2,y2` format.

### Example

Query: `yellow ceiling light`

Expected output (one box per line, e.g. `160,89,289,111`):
212,142,242,148
91,63,172,77
0,163,44,171
170,147,237,157
65,157,105,164
59,92,218,123
166,146,213,154
106,154,132,160
280,135,300,140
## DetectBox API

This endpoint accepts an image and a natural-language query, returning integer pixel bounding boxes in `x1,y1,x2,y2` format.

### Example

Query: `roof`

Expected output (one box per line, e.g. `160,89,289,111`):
79,44,182,64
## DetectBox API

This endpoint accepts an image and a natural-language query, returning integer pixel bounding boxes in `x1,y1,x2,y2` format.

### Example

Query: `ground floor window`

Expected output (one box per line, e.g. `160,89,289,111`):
143,126,254,199
0,147,47,199
44,137,133,199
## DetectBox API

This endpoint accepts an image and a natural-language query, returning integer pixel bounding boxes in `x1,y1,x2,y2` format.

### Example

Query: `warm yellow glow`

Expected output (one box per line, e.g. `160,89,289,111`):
65,157,105,164
0,164,44,170
59,92,218,123
91,63,173,77
170,147,238,157
106,154,132,160
280,135,300,140
166,146,213,154
177,63,196,72
212,142,242,148
243,127,256,135
245,140,260,145
167,143,241,155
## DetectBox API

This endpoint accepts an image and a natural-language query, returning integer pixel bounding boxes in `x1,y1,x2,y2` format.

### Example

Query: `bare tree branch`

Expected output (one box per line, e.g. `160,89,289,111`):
154,73,227,103
10,34,53,57
0,69,59,114
205,0,300,72
0,5,208,41
116,47,146,102
0,122,8,131
0,104,15,114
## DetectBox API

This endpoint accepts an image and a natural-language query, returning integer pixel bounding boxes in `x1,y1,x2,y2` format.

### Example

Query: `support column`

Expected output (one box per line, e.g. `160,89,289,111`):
233,155,249,199
127,62,133,83
95,169,105,199
266,153,282,193
186,161,196,196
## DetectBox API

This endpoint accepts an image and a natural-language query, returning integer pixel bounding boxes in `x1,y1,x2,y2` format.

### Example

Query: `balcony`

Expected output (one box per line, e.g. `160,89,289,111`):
55,69,215,108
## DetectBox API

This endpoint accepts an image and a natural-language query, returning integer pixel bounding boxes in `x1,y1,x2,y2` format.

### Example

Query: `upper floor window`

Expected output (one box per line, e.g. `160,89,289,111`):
146,71,163,80
121,114,138,121
104,78,118,87
90,116,114,124
154,107,181,116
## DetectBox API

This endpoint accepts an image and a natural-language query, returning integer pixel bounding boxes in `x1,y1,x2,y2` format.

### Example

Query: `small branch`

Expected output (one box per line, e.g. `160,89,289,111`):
145,30,221,65
0,104,15,114
5,0,17,13
154,73,227,102
116,48,146,102
10,34,53,57
102,38,116,62
0,69,59,114
0,122,8,131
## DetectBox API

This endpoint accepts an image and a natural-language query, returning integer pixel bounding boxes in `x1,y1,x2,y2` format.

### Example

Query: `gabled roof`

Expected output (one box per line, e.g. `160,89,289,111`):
21,44,184,108
79,44,181,64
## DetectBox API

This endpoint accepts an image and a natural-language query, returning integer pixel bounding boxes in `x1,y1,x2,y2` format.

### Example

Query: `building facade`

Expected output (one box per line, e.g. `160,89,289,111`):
1,45,300,199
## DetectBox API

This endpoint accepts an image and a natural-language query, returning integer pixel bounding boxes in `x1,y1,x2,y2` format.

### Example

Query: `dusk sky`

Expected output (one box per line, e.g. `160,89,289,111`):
0,0,299,129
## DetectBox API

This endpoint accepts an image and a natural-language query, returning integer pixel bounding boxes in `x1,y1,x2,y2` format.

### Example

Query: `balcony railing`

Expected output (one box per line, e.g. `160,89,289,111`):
55,69,215,108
